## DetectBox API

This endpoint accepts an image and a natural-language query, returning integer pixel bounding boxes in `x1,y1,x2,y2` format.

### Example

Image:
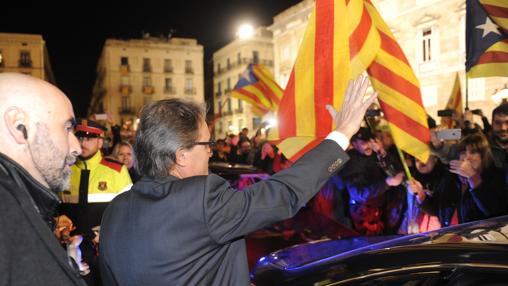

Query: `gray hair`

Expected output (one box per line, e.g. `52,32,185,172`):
134,99,205,179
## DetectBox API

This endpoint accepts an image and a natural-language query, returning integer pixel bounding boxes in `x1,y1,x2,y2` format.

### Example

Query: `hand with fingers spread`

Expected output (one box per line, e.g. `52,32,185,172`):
326,75,378,139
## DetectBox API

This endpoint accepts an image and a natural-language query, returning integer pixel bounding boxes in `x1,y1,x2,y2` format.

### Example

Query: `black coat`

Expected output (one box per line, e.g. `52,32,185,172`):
99,140,348,286
420,165,508,227
0,153,86,286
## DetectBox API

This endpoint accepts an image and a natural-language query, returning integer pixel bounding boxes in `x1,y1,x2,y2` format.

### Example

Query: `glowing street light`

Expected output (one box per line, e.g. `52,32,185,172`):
492,86,508,104
237,24,254,40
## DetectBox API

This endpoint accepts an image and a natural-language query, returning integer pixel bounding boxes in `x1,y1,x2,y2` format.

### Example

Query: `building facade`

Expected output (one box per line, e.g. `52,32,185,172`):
375,0,506,122
0,32,55,83
269,0,314,88
212,27,275,139
90,36,204,128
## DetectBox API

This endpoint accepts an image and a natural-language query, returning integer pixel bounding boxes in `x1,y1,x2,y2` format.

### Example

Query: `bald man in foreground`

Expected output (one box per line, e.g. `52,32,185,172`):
0,73,86,285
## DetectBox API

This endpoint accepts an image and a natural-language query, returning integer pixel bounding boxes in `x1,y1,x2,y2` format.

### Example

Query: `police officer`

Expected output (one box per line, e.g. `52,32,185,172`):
58,119,132,285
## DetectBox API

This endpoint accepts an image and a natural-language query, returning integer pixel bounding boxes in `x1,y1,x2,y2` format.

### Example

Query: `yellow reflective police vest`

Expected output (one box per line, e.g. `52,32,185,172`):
61,151,132,204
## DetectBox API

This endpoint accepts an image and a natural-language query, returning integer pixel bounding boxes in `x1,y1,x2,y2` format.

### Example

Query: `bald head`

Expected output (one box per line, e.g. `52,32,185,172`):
0,73,81,192
0,73,71,123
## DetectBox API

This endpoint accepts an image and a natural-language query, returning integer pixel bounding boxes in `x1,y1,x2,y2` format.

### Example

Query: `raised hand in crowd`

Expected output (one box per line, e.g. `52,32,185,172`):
326,75,378,138
386,172,405,187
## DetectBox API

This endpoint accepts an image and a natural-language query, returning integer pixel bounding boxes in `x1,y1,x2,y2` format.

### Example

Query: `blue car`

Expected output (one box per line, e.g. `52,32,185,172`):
251,215,508,285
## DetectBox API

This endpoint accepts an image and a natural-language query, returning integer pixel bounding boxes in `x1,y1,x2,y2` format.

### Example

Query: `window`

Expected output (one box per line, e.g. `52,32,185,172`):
227,98,232,114
121,95,131,111
165,78,172,89
185,78,195,95
217,63,221,74
0,50,4,67
227,78,231,91
143,76,152,87
164,78,174,94
238,119,244,131
143,58,151,72
252,51,259,64
121,57,129,65
238,99,243,110
217,81,222,96
422,29,432,63
237,52,241,64
19,51,32,68
185,60,193,74
164,59,173,73
227,58,231,69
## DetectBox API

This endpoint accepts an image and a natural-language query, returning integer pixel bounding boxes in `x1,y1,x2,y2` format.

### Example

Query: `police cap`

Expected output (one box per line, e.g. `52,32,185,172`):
74,119,106,138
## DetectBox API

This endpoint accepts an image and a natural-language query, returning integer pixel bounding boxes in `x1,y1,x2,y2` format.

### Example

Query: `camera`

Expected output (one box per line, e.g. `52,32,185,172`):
365,109,381,117
437,109,454,117
471,109,482,116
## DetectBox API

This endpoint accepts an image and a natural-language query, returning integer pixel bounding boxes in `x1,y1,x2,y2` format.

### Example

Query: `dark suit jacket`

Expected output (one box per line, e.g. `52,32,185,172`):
0,154,86,286
100,139,348,286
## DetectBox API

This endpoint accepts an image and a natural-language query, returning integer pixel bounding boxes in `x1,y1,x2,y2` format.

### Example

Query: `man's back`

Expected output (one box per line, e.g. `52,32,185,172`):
100,175,251,285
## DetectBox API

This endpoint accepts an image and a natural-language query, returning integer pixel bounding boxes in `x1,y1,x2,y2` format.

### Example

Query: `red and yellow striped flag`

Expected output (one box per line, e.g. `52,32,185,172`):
270,0,430,163
229,64,283,116
365,0,430,163
442,73,463,128
268,0,353,160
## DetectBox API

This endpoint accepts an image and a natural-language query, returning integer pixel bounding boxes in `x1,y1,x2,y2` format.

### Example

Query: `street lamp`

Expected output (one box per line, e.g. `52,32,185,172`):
237,24,254,40
492,84,508,104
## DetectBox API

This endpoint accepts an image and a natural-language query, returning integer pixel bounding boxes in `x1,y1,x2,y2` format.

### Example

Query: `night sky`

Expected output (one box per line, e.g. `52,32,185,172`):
1,0,301,116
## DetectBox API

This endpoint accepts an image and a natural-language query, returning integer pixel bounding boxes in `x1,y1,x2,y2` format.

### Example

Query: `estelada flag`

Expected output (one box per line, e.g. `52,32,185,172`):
466,0,508,78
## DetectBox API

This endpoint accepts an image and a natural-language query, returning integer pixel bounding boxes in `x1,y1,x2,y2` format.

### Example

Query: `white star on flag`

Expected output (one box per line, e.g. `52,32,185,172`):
476,16,501,38
240,68,254,83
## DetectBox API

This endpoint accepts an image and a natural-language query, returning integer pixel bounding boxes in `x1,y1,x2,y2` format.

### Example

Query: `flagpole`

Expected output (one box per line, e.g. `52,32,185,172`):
465,73,469,110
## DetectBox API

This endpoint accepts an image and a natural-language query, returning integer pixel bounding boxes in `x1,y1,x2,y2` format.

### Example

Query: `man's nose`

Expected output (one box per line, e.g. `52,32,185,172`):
70,133,82,156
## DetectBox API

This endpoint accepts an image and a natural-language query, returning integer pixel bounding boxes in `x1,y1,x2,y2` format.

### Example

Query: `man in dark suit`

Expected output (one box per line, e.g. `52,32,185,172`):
99,76,377,285
0,73,86,285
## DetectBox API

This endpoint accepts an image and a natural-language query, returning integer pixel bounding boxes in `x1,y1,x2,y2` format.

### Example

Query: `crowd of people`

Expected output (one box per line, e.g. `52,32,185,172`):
2,72,508,286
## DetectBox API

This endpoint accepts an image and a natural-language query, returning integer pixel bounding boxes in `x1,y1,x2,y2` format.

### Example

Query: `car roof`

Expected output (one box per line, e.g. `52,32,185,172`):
252,215,508,273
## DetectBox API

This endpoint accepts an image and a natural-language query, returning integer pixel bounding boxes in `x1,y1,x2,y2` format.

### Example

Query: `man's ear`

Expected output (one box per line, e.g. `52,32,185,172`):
4,107,28,144
98,137,104,149
174,148,188,167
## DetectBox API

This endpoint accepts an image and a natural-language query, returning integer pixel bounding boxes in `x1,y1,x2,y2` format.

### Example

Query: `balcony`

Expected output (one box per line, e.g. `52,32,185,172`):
164,66,174,73
142,86,154,94
234,108,244,114
118,85,132,95
184,87,196,95
215,91,222,97
164,86,176,94
119,107,136,115
185,67,194,74
119,64,130,74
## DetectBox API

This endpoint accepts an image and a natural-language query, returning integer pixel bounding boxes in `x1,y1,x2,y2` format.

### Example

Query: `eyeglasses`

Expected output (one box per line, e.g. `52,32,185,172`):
192,140,216,148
